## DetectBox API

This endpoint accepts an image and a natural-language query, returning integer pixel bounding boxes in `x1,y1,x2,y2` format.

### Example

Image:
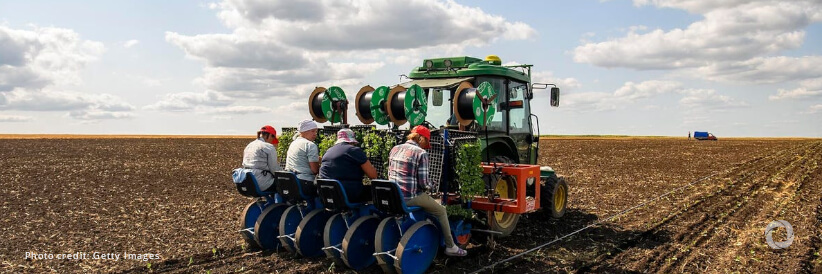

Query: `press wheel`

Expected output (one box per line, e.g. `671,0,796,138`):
239,199,265,250
295,209,334,257
395,221,440,274
342,215,380,270
278,205,305,253
253,203,288,250
375,217,401,274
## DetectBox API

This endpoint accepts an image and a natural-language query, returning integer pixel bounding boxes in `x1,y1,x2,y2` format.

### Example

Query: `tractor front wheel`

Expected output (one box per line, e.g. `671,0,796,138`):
541,175,568,218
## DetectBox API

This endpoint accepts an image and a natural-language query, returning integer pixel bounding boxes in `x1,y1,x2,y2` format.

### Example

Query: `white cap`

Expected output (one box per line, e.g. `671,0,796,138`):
298,119,318,132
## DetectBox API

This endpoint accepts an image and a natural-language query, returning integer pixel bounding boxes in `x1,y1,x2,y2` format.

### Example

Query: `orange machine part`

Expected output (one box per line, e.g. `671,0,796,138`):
470,163,541,214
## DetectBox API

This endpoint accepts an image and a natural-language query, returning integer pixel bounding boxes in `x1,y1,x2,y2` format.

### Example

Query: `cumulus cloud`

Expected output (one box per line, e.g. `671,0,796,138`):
0,25,135,120
123,39,139,48
157,0,534,111
769,77,822,100
68,110,134,120
614,80,682,100
213,0,536,51
144,90,233,112
679,88,748,110
560,80,746,113
573,0,822,83
207,105,272,115
0,114,33,122
1,89,133,111
531,71,581,91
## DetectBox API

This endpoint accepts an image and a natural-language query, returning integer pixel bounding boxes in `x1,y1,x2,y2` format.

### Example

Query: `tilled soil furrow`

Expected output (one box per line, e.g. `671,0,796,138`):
645,154,784,272
718,142,822,273
577,152,783,272
586,143,802,272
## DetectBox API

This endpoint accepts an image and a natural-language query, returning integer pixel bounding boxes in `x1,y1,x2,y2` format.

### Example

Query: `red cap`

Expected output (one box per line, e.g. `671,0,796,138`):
411,125,431,140
258,125,279,145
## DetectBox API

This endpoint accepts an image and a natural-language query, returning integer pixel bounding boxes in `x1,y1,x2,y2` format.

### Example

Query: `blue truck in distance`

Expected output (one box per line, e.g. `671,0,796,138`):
694,131,717,141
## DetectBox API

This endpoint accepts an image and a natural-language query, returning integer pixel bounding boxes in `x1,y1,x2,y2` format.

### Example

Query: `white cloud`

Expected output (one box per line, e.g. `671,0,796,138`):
769,88,822,100
679,88,748,110
0,114,32,122
561,91,618,112
144,90,233,112
0,25,131,120
207,105,272,115
68,110,134,120
807,104,822,114
165,32,309,70
614,80,681,100
1,89,134,112
123,39,139,48
531,71,581,91
573,1,822,83
158,0,534,110
213,0,536,51
558,80,746,113
769,77,822,100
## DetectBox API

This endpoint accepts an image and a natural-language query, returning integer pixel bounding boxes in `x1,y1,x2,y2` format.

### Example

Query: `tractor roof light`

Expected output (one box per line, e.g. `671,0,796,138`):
443,59,452,69
425,60,434,70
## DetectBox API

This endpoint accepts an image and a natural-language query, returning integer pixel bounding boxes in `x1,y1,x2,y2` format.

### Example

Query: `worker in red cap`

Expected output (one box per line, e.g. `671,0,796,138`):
387,125,467,257
242,125,283,192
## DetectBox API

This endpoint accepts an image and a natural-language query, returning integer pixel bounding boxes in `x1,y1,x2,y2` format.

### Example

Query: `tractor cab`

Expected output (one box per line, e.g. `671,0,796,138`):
400,55,560,164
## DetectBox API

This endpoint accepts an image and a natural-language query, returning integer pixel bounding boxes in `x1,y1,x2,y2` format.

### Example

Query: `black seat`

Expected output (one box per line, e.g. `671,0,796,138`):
370,180,420,216
233,169,273,197
317,179,362,211
275,171,309,204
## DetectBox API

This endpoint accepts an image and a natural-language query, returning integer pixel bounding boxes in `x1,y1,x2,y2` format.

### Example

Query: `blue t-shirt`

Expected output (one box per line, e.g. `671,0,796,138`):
319,143,368,201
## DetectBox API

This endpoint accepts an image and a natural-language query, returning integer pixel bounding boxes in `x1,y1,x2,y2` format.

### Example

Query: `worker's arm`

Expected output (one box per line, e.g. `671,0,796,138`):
361,160,378,179
309,162,320,175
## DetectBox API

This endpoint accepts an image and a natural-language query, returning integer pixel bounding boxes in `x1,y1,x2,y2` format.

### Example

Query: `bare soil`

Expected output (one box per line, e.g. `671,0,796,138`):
0,138,819,273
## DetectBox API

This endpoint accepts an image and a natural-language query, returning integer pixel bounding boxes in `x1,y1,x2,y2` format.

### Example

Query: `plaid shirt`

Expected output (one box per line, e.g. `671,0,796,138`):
387,140,431,199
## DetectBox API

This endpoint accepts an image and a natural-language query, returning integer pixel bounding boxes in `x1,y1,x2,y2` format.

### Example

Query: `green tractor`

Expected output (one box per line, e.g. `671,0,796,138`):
307,55,567,236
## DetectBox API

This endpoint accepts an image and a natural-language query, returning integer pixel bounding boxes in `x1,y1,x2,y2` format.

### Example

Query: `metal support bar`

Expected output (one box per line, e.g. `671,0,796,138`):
321,244,344,254
372,249,398,260
470,228,504,235
277,233,296,242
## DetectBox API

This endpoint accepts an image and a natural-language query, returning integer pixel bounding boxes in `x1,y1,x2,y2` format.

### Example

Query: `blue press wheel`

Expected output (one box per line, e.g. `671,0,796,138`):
396,221,440,274
375,217,401,274
323,213,347,264
342,215,380,270
239,199,265,250
295,209,334,257
253,203,288,250
278,205,304,253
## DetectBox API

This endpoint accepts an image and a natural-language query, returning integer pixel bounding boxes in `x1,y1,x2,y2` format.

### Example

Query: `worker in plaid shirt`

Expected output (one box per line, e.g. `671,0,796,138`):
387,125,468,257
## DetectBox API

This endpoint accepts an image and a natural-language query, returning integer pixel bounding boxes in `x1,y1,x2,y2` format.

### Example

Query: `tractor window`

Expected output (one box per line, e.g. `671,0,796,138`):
476,77,506,132
509,82,529,133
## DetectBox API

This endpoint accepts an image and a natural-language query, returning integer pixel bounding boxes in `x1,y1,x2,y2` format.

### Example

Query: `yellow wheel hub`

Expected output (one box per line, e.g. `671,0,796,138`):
493,178,516,227
554,183,566,213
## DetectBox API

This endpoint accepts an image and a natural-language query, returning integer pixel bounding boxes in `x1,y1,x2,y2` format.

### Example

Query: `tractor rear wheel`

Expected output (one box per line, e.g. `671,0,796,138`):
541,175,568,218
486,175,519,237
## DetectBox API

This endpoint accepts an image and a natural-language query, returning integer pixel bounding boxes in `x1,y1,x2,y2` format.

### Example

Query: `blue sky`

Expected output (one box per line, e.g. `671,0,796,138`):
1,0,820,137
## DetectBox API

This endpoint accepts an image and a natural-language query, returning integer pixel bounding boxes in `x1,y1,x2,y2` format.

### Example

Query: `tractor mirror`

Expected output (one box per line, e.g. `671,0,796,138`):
431,88,443,106
550,87,560,107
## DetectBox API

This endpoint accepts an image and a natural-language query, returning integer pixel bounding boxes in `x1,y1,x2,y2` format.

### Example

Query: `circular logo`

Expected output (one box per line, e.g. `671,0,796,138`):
764,220,794,249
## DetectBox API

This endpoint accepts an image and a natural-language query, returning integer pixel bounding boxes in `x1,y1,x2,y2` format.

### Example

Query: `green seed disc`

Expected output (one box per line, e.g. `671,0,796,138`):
370,86,390,125
472,81,496,126
321,86,347,123
404,84,427,127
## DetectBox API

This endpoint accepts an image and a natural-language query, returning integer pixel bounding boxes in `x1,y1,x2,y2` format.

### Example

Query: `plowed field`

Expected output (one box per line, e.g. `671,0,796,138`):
1,137,819,273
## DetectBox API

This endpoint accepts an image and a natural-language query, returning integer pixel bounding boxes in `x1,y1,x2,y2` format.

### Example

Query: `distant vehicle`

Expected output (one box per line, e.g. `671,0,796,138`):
694,131,717,141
